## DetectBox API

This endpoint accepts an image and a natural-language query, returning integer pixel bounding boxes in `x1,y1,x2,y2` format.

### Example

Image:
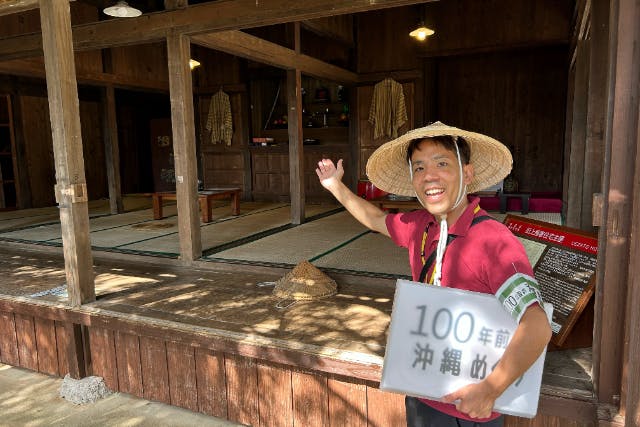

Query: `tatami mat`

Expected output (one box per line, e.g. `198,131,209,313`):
0,197,564,278
210,211,369,265
312,232,411,277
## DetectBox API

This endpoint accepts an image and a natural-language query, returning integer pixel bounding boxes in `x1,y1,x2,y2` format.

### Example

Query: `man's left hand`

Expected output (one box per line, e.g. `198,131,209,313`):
441,380,499,419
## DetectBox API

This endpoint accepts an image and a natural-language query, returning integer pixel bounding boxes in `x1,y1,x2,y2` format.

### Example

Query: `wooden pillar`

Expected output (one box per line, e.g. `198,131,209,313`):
565,41,589,229
39,0,95,306
610,0,640,423
593,0,639,419
102,85,124,214
287,22,304,224
166,33,202,261
581,0,609,231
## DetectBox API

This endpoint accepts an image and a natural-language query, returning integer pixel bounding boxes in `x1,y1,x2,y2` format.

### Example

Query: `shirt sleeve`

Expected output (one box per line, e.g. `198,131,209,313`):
473,222,543,323
385,210,424,248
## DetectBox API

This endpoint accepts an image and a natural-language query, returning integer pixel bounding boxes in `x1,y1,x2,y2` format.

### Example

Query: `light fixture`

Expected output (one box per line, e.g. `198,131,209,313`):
103,1,142,18
189,59,201,70
409,23,435,41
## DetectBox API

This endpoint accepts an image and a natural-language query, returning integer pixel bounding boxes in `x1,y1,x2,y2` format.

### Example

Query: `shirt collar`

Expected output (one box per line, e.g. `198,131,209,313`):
424,196,482,237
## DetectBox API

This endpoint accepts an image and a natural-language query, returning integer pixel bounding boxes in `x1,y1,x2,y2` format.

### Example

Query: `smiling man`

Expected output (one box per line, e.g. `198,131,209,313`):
316,121,551,427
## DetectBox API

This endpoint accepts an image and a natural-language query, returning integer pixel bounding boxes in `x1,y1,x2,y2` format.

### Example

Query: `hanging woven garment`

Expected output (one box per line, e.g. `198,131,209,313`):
368,77,407,139
205,89,233,145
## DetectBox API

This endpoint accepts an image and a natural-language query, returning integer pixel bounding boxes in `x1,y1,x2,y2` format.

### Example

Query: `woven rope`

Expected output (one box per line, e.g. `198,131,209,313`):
366,121,512,196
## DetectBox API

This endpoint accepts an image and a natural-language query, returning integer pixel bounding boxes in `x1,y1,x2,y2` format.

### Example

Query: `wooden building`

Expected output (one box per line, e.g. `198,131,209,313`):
0,0,638,426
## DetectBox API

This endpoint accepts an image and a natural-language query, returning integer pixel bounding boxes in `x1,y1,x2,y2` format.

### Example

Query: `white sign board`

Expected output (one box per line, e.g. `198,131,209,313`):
380,279,553,418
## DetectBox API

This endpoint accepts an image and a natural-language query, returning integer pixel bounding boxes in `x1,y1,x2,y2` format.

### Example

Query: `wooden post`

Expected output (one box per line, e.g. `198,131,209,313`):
565,41,589,229
102,85,124,214
166,33,202,261
39,0,95,306
287,23,304,224
606,1,640,423
581,0,609,231
593,0,639,415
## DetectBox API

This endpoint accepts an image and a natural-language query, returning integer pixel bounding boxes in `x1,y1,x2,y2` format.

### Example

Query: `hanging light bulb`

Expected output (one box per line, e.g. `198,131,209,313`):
103,1,142,18
409,23,435,41
189,59,201,70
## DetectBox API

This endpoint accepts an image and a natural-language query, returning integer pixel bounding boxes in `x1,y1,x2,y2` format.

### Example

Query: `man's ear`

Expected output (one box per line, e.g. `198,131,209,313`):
463,163,474,185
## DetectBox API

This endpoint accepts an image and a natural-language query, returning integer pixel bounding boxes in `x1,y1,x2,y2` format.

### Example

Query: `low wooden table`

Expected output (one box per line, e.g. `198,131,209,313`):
370,195,421,212
152,188,241,223
499,191,531,214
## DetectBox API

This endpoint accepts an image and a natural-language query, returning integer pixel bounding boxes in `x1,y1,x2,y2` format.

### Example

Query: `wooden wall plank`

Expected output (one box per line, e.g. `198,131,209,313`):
114,331,142,397
14,313,37,370
195,347,228,418
366,385,406,426
0,311,19,366
140,336,170,404
34,317,58,376
102,85,123,214
328,376,367,426
19,95,55,208
166,341,198,411
566,40,589,228
54,320,70,377
436,47,567,193
504,413,594,426
257,362,293,427
225,353,259,426
292,369,329,427
88,327,118,391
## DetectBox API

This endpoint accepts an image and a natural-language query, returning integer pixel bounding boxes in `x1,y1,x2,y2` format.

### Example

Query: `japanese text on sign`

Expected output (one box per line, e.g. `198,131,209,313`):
381,280,552,418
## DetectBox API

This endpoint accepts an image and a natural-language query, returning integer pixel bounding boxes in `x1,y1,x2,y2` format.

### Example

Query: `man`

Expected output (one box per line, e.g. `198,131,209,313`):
316,121,551,426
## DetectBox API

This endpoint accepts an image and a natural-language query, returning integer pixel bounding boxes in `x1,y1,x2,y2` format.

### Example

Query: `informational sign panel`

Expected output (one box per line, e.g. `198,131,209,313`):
381,279,553,418
503,215,597,346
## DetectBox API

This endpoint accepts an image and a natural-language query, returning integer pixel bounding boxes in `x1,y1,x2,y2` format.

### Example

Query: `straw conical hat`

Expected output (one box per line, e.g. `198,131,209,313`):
273,261,337,300
366,121,512,196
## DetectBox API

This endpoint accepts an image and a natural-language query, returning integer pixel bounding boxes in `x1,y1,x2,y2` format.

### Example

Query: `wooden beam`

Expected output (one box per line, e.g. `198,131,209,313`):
0,0,75,16
102,86,124,214
192,31,357,84
166,33,201,262
0,0,429,60
0,0,38,16
39,0,95,306
164,0,187,9
0,59,169,92
287,23,304,225
301,15,354,46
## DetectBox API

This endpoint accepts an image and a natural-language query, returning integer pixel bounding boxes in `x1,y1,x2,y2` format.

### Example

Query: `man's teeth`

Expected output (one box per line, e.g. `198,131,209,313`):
425,189,444,196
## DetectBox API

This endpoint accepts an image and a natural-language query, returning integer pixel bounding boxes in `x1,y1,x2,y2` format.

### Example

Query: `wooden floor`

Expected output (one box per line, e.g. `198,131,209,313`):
0,199,594,426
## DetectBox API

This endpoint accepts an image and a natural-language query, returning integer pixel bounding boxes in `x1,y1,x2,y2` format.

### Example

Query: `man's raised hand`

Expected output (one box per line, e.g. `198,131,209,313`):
316,158,344,191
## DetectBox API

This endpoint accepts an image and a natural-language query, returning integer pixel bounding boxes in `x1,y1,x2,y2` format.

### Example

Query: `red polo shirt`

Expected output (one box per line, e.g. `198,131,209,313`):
385,196,541,422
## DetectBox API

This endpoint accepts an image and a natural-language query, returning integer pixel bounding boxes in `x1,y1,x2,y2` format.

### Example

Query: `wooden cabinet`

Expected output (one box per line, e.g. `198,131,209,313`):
249,75,352,202
0,94,18,210
251,145,349,202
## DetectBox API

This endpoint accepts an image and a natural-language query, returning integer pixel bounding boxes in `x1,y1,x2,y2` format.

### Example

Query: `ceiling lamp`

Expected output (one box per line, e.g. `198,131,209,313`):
409,23,435,41
103,1,142,18
189,59,201,70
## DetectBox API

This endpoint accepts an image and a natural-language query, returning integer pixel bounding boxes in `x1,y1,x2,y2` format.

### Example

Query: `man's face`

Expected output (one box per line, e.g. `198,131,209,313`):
410,138,474,219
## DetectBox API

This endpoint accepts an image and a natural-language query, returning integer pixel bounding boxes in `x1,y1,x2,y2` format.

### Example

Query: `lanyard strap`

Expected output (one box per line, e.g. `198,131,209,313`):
418,214,497,284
